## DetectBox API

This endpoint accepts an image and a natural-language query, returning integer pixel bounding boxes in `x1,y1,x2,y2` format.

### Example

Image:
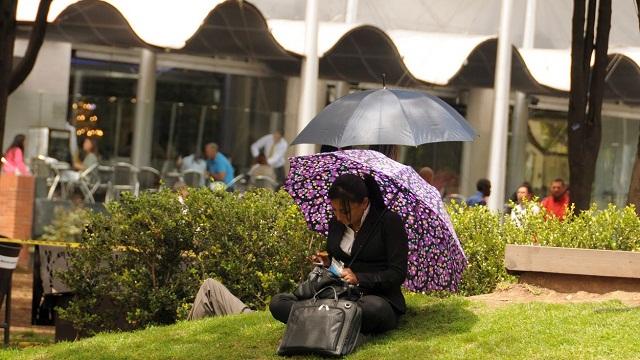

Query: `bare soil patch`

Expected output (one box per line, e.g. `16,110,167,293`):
471,283,640,308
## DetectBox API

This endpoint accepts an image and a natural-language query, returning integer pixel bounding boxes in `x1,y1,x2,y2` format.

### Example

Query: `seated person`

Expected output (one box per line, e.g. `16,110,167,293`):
61,137,99,182
188,278,252,320
269,173,409,335
204,143,234,185
248,154,276,185
178,149,207,187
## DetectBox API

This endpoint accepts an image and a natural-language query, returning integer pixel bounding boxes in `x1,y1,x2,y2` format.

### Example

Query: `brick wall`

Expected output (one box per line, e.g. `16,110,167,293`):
0,174,35,267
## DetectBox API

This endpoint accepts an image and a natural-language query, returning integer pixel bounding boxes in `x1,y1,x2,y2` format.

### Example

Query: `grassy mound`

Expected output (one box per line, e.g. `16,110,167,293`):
4,294,640,360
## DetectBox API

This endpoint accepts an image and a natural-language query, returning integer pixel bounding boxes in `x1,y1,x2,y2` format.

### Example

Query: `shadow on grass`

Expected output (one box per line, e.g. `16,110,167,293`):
398,297,478,337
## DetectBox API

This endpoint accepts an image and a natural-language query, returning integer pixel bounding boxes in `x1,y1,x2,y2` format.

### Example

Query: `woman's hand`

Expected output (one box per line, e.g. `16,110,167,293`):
310,251,329,267
341,268,358,285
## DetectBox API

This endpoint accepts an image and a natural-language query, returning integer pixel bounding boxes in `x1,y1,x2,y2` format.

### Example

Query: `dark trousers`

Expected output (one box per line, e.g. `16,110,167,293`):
269,293,399,334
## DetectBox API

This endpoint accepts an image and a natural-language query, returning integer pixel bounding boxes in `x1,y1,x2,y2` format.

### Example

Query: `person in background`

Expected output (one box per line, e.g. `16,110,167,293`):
247,153,276,180
541,178,570,220
2,134,30,175
204,143,234,185
73,137,99,171
510,182,540,226
466,178,491,207
187,278,253,320
418,166,434,185
178,146,207,186
250,130,288,185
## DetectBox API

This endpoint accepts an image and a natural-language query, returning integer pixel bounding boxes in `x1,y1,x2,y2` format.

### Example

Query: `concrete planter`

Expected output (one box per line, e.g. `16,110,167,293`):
505,244,640,293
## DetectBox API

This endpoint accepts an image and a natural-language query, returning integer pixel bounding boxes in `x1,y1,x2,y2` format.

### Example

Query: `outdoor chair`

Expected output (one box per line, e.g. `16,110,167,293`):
138,166,161,193
46,161,72,200
249,175,279,191
75,164,100,204
182,170,203,188
111,162,139,200
226,174,249,193
162,171,181,189
96,165,114,202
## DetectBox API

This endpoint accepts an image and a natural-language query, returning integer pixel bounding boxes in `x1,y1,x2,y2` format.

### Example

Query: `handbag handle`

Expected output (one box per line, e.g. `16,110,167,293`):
313,286,339,303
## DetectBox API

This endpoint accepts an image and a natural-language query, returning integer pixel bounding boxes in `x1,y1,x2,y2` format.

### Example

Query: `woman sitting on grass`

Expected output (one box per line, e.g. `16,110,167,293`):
269,173,409,334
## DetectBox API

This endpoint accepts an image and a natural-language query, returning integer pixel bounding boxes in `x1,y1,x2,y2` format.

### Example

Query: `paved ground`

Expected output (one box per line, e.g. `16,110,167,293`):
0,267,55,347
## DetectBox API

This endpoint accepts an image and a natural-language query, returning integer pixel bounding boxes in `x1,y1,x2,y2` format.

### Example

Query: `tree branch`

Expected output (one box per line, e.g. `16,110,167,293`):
8,0,51,94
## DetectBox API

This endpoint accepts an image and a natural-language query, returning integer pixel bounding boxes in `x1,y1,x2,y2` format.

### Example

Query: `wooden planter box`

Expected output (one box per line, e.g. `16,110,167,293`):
505,244,640,293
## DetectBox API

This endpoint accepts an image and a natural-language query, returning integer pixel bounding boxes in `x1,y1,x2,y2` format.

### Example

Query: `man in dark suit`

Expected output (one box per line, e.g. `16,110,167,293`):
270,174,408,334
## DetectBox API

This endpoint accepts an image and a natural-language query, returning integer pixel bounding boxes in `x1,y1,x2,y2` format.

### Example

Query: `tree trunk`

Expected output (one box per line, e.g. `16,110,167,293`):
567,0,611,212
627,0,640,213
0,0,18,153
9,0,51,94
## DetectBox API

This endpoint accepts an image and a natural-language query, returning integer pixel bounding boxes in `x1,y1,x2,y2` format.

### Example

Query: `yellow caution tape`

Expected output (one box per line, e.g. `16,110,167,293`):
0,238,81,248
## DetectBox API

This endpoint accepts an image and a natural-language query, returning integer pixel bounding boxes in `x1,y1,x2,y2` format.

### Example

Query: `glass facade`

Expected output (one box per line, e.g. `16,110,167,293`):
525,108,640,207
68,56,286,175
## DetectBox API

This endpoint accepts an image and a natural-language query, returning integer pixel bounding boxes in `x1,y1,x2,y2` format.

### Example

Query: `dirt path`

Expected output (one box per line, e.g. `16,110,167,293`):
470,283,640,308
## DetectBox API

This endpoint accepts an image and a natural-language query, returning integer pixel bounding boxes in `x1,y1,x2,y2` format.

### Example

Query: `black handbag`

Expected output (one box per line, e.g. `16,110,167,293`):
293,266,340,300
277,287,362,357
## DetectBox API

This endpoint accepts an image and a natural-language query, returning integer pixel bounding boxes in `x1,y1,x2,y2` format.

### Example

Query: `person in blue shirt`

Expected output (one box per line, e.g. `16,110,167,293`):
204,143,235,184
466,178,491,207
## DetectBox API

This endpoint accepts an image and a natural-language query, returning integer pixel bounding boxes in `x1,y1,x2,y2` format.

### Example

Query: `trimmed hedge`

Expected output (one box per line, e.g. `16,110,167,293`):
55,188,640,333
58,189,322,334
448,201,640,296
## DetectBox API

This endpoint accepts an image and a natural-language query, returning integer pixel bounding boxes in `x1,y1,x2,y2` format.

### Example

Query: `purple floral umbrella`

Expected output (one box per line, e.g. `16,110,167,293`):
284,149,467,292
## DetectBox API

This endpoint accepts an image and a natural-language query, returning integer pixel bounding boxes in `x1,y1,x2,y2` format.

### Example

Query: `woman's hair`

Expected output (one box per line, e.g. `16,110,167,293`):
256,153,268,165
83,137,98,153
6,134,25,153
518,182,533,197
328,173,386,219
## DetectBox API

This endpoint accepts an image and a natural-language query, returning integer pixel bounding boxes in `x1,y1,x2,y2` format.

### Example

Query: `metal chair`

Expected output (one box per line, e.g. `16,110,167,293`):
75,164,100,203
96,165,114,201
182,170,203,188
46,162,72,200
249,175,279,190
226,174,249,192
111,162,139,200
138,166,161,193
162,171,181,189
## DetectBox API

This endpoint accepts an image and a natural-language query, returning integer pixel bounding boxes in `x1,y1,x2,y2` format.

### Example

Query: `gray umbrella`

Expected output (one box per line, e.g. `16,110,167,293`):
292,88,476,148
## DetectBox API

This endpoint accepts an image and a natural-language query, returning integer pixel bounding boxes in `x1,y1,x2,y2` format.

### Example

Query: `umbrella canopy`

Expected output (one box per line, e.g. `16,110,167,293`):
284,149,467,292
291,88,476,148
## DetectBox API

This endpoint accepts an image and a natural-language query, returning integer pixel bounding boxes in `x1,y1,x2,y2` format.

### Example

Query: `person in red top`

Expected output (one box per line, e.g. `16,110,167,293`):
2,134,30,176
541,178,570,220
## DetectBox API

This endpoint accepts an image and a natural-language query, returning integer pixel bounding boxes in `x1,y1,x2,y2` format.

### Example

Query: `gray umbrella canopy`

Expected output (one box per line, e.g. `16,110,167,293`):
292,88,476,148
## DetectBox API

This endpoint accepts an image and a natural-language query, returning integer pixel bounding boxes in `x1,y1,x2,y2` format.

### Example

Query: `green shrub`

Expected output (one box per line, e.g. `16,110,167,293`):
449,201,640,296
40,207,89,243
59,188,321,334
447,202,514,296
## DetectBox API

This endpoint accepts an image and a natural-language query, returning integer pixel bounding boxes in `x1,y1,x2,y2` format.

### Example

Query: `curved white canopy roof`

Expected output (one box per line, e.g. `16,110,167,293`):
14,0,640,102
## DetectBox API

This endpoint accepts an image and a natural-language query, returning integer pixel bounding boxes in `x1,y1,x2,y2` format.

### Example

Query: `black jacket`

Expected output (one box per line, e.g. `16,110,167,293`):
327,206,409,314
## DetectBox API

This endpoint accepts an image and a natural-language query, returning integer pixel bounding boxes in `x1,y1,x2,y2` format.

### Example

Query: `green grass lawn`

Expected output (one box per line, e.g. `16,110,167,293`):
3,294,640,360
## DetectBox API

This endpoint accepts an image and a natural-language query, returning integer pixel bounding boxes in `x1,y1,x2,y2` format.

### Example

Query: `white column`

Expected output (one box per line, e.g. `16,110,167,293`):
487,0,513,211
508,0,537,194
131,48,156,167
460,89,495,197
295,0,320,156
